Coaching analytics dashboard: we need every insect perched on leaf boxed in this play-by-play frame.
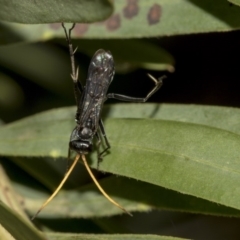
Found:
[66,29,164,169]
[32,23,165,220]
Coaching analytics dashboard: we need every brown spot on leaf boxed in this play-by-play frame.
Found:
[94,20,106,26]
[147,4,161,25]
[74,24,89,36]
[106,14,121,31]
[49,23,61,30]
[123,0,139,19]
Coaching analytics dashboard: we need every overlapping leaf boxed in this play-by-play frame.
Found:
[21,175,240,218]
[0,166,46,240]
[0,0,113,23]
[0,104,240,216]
[228,0,240,7]
[1,0,240,41]
[46,233,187,240]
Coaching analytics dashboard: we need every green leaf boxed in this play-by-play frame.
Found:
[100,119,240,210]
[0,165,30,220]
[0,104,240,157]
[46,233,187,240]
[0,43,78,97]
[0,0,113,24]
[22,176,240,218]
[0,201,46,240]
[1,0,240,40]
[228,0,240,7]
[1,104,240,215]
[10,157,74,191]
[0,107,72,157]
[0,165,42,240]
[102,103,240,135]
[0,73,24,110]
[10,156,93,191]
[0,228,14,240]
[0,40,173,80]
[70,39,175,72]
[0,165,46,240]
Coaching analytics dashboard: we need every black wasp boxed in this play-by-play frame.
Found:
[62,24,164,168]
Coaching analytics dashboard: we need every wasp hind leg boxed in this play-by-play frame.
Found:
[107,74,165,102]
[95,119,111,170]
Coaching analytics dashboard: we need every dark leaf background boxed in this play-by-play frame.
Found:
[1,1,240,240]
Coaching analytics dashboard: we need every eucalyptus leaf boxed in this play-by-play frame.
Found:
[0,104,240,157]
[46,233,186,240]
[0,198,46,240]
[228,0,240,7]
[0,165,30,221]
[99,119,240,211]
[0,0,113,23]
[0,165,30,240]
[102,103,240,134]
[1,0,240,41]
[22,176,240,218]
[69,39,175,72]
[9,156,94,191]
[0,43,77,97]
[0,39,173,84]
[0,227,14,240]
[0,104,240,214]
[0,165,46,239]
[0,73,24,110]
[9,157,74,191]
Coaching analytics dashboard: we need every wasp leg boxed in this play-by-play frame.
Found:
[107,74,165,102]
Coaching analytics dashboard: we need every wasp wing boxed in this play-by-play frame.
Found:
[76,49,115,134]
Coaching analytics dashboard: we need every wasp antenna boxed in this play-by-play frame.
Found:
[81,155,133,216]
[31,155,80,220]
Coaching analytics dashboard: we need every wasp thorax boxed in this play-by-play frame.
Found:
[79,127,92,139]
[89,49,114,75]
